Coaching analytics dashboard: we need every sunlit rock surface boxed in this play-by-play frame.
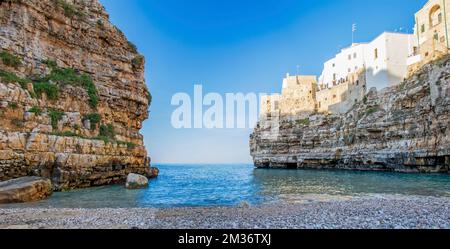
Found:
[0,0,157,190]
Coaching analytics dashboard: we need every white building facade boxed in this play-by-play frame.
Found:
[319,32,414,90]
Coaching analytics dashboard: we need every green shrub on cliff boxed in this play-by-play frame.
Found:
[131,55,144,68]
[117,140,136,150]
[49,109,64,130]
[365,107,382,116]
[83,113,101,130]
[296,118,310,126]
[36,67,99,108]
[8,102,18,109]
[42,59,57,69]
[0,51,21,68]
[28,106,42,115]
[33,82,59,100]
[145,88,152,106]
[128,41,138,53]
[0,69,30,89]
[95,124,116,143]
[80,74,99,108]
[55,0,85,19]
[97,19,105,30]
[99,124,115,138]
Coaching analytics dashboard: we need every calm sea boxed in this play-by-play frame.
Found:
[2,164,450,208]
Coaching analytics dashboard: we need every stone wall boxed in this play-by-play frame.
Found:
[408,0,450,76]
[279,75,317,117]
[316,69,366,114]
[260,94,280,118]
[0,0,156,190]
[250,56,450,173]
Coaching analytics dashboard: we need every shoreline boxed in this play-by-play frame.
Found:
[0,194,448,229]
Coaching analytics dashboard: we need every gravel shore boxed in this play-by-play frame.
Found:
[0,195,449,229]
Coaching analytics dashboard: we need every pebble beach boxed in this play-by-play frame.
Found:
[1,194,448,229]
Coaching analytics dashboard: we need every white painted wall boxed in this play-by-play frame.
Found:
[319,43,366,88]
[319,32,413,90]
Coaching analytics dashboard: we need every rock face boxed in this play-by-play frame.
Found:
[250,56,450,173]
[0,0,157,190]
[125,173,148,189]
[0,176,52,204]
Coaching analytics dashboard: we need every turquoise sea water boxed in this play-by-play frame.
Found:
[2,164,450,208]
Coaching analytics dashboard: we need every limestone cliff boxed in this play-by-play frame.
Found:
[250,56,450,173]
[0,0,157,190]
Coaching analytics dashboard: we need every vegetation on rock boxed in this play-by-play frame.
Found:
[365,106,382,116]
[117,140,136,149]
[48,109,64,130]
[98,124,115,142]
[42,59,57,69]
[0,69,30,89]
[28,106,42,115]
[83,113,101,130]
[0,51,21,68]
[131,55,144,68]
[11,118,24,128]
[36,65,99,108]
[33,82,59,100]
[296,118,311,126]
[8,102,18,109]
[54,0,85,19]
[145,88,152,105]
[128,41,138,53]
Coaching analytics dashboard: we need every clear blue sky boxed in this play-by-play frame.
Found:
[99,0,427,164]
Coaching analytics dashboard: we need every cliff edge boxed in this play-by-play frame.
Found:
[250,56,450,173]
[0,0,156,190]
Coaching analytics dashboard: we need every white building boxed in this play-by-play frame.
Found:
[319,32,414,90]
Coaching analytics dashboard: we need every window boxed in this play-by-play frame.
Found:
[374,48,378,59]
[348,54,352,60]
[430,6,442,27]
[333,73,336,81]
[434,32,439,40]
[353,53,357,58]
[421,24,425,33]
[274,101,279,110]
[348,68,351,73]
[332,63,335,67]
[333,94,337,99]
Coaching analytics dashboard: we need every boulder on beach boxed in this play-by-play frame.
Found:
[125,173,149,189]
[0,177,53,204]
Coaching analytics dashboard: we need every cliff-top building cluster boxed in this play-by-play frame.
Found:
[261,0,450,118]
